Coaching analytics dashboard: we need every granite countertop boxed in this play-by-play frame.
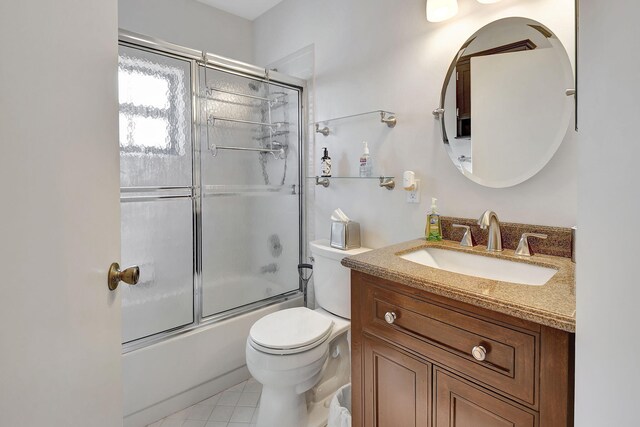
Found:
[342,239,576,332]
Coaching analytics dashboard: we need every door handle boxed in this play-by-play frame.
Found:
[108,262,140,291]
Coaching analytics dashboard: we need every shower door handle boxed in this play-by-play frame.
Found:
[107,262,140,291]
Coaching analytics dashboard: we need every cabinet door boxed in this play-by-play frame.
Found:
[363,336,431,427]
[434,368,536,427]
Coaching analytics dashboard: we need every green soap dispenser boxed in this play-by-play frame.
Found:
[426,197,442,241]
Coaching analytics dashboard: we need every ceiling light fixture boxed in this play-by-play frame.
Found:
[426,0,459,23]
[426,0,502,23]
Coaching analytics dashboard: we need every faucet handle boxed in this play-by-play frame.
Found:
[515,233,548,256]
[452,224,475,247]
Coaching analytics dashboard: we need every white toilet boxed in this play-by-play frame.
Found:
[246,239,370,427]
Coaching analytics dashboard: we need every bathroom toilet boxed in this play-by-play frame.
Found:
[246,239,370,427]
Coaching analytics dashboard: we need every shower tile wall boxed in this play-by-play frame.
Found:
[147,378,262,427]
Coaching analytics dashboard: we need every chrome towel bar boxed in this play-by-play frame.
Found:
[207,115,289,128]
[209,143,286,159]
[205,86,287,104]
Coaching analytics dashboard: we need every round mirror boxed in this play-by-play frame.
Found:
[436,17,574,188]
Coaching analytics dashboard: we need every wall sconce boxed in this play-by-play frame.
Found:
[427,0,501,22]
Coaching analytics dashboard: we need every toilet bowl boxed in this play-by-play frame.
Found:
[246,240,369,427]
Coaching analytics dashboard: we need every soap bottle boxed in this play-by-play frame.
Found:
[320,147,332,177]
[359,141,372,177]
[425,198,442,241]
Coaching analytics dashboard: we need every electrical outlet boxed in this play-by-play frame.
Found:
[406,179,420,203]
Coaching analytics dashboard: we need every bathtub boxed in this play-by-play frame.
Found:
[122,295,303,427]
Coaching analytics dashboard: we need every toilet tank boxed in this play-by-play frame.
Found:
[309,239,370,319]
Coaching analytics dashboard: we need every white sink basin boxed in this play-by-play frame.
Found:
[399,247,558,286]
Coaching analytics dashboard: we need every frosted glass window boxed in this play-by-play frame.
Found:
[118,46,192,187]
[119,114,170,150]
[118,70,170,109]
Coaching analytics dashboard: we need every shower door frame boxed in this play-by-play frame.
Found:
[119,30,307,353]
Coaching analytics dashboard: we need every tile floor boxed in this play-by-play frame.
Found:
[146,378,262,427]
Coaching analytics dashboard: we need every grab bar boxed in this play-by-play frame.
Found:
[208,115,289,129]
[209,143,286,159]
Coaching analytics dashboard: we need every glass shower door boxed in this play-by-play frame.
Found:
[199,66,301,317]
[118,45,195,344]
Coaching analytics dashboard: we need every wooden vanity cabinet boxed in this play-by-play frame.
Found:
[351,271,574,427]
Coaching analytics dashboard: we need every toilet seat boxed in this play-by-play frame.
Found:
[249,307,335,355]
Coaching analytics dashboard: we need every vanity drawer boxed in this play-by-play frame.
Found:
[362,283,538,405]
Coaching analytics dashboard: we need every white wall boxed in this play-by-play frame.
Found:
[254,0,577,249]
[119,0,253,62]
[575,1,640,425]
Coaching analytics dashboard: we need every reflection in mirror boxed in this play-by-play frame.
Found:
[437,17,574,188]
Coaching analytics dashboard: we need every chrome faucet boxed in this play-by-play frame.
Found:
[478,210,502,252]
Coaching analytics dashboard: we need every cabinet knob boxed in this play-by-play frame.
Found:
[384,311,397,324]
[471,345,487,361]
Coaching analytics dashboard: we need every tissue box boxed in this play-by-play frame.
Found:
[330,221,361,250]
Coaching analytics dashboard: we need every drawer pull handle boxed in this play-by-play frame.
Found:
[471,345,487,361]
[384,311,397,324]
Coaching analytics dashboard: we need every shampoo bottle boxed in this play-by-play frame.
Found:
[320,147,332,177]
[359,141,372,177]
[426,198,442,241]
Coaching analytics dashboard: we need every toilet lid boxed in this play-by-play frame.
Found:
[249,307,334,354]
